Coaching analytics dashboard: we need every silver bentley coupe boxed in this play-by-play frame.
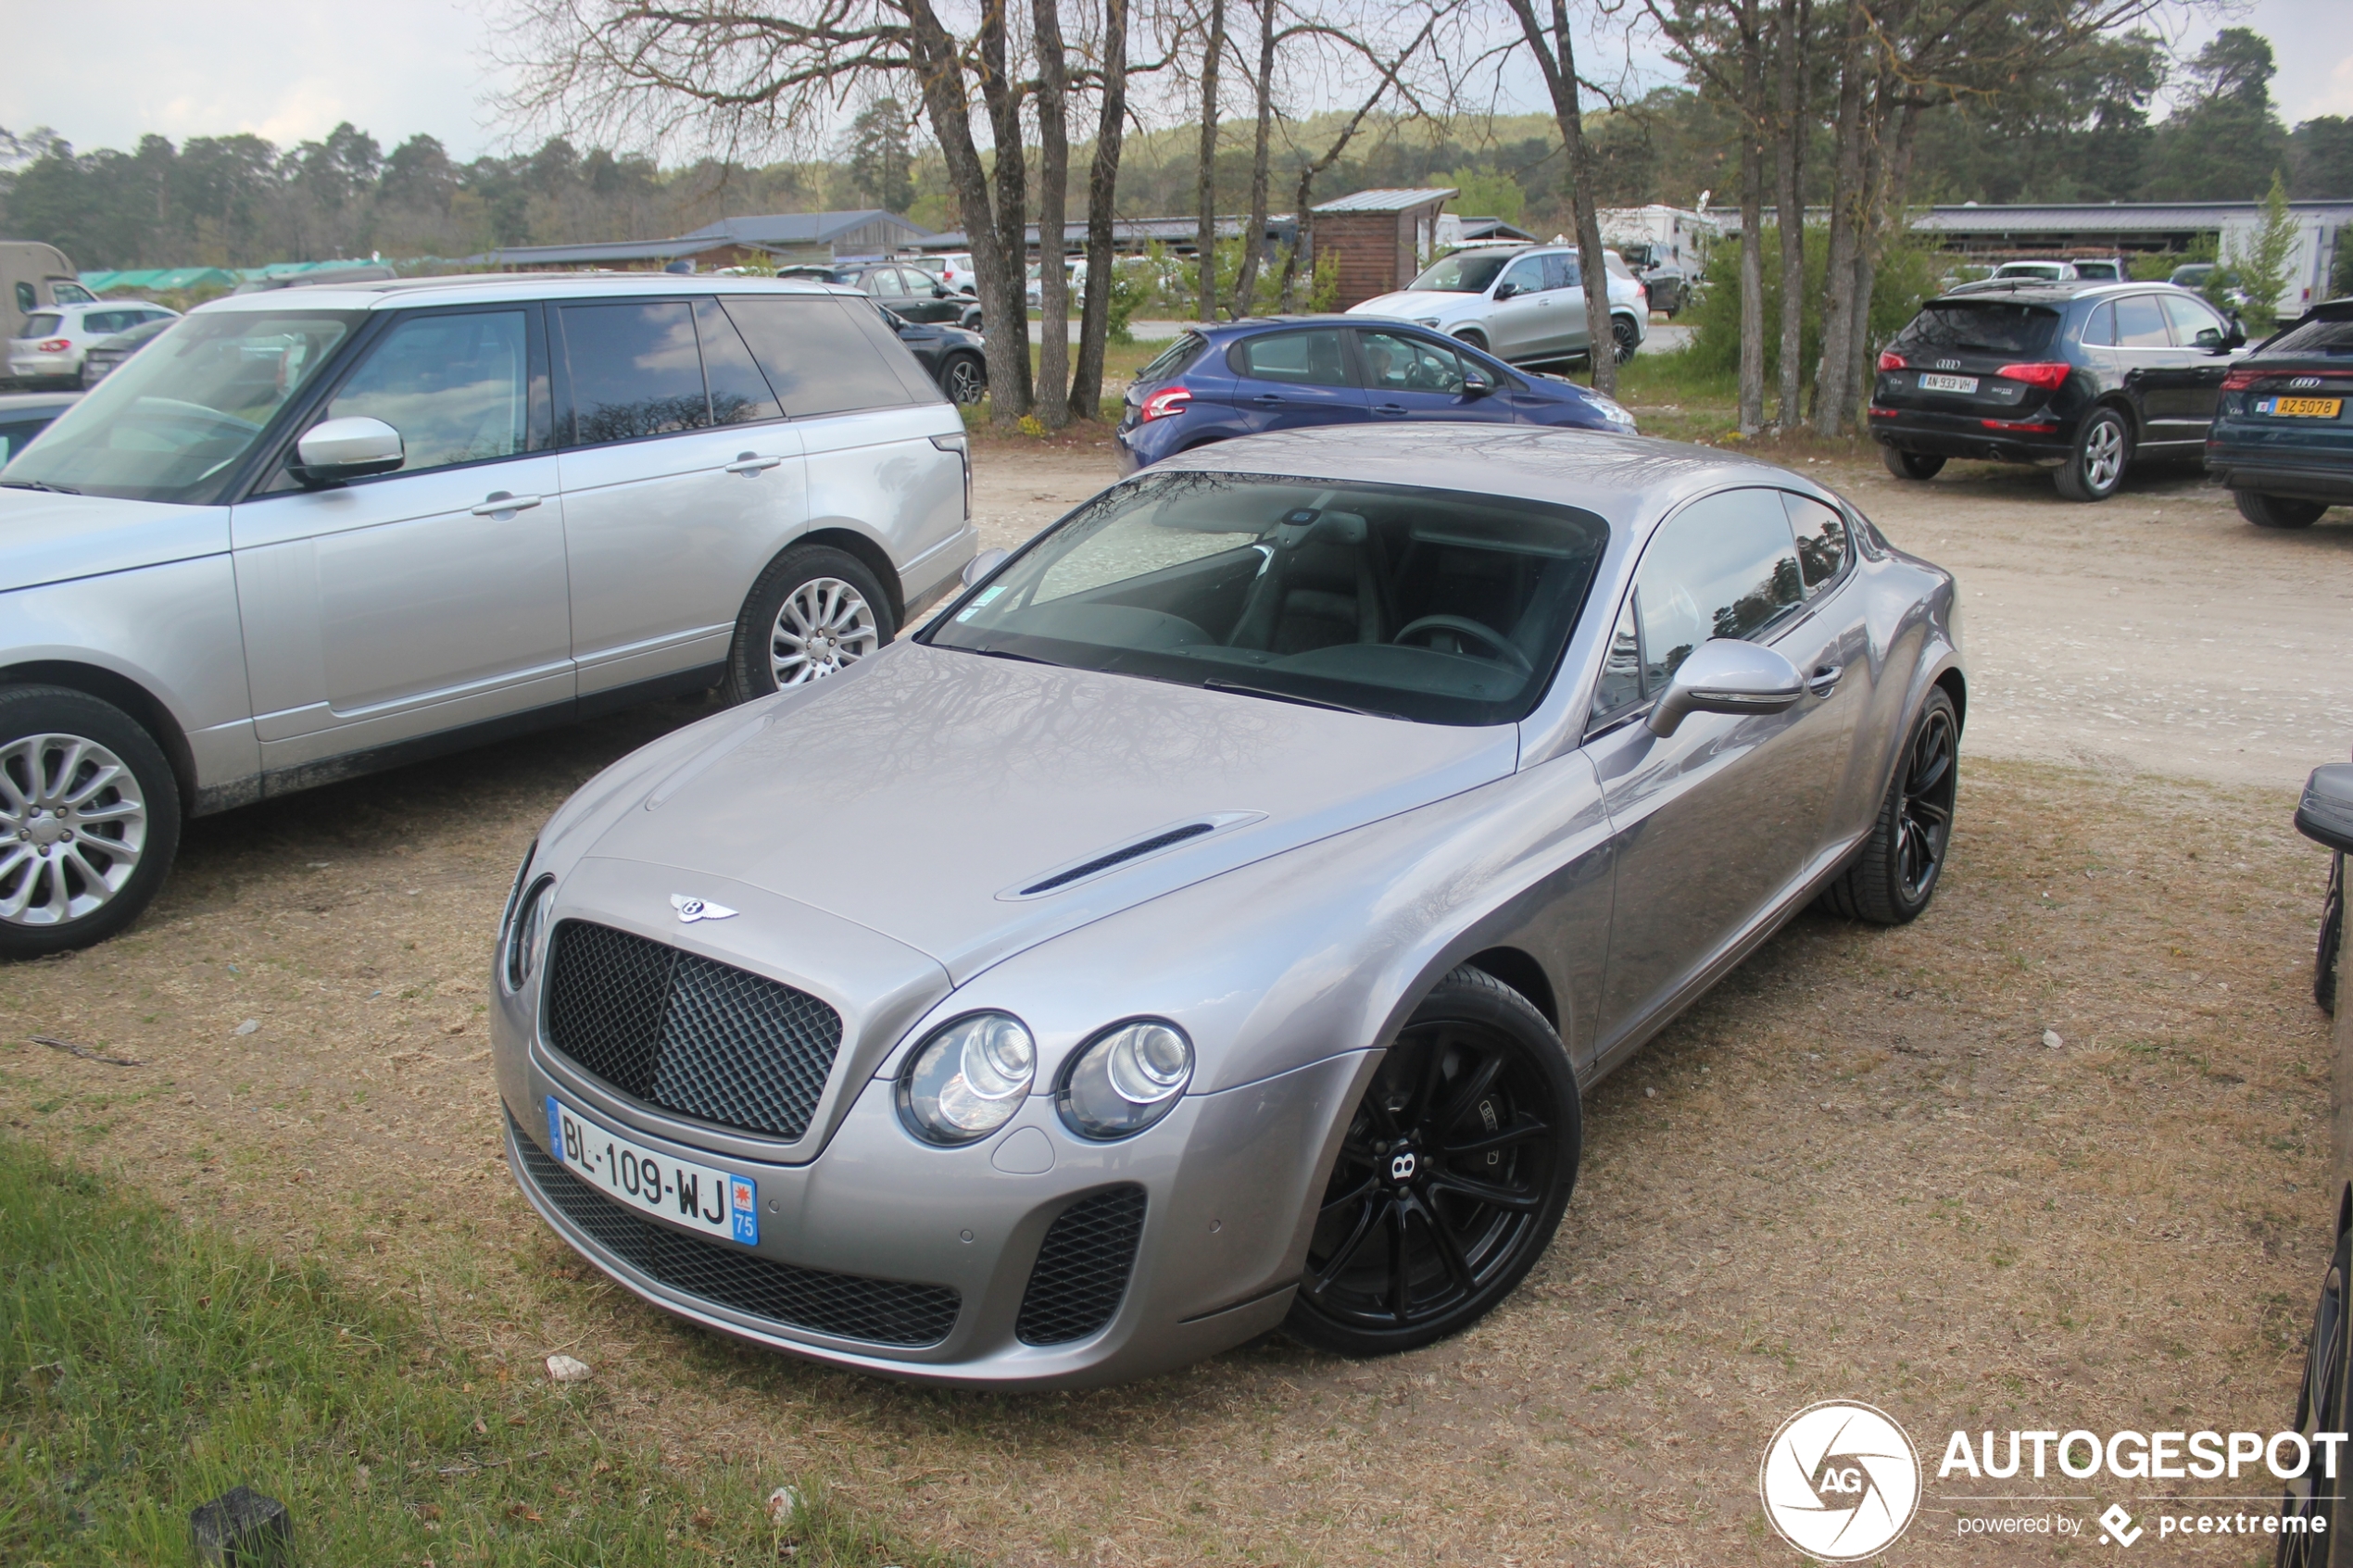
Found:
[492,425,1964,1387]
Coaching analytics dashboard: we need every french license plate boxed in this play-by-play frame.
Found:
[1917,372,1979,394]
[544,1095,758,1245]
[2257,395,2343,418]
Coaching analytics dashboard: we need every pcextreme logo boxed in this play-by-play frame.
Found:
[1758,1400,1923,1562]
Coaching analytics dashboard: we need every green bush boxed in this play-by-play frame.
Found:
[1687,227,1940,398]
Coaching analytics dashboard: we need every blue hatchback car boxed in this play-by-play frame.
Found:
[1115,315,1636,472]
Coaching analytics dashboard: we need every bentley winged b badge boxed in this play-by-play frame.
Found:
[671,895,738,923]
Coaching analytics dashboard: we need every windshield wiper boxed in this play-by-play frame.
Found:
[1201,678,1402,720]
[0,479,80,495]
[950,645,1050,665]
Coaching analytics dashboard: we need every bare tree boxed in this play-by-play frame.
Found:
[1504,0,1628,398]
[1227,0,1280,317]
[1070,0,1132,419]
[1193,0,1230,320]
[1771,0,1808,430]
[1033,0,1074,426]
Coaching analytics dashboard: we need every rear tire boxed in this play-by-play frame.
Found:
[1881,446,1946,482]
[0,684,182,959]
[721,546,897,704]
[2238,490,2327,529]
[1611,315,1641,364]
[1822,687,1958,926]
[1452,329,1490,354]
[941,353,987,406]
[2053,407,2130,502]
[2321,853,2342,1017]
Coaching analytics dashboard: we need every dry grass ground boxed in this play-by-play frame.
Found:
[2,444,2346,1565]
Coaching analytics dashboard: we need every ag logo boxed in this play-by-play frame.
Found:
[1759,1399,1921,1561]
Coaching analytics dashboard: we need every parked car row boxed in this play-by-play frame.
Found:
[1349,243,1651,369]
[6,299,181,387]
[778,262,986,333]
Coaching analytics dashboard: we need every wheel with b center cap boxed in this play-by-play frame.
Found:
[1822,686,1958,925]
[722,546,898,703]
[1286,965,1580,1357]
[0,684,182,958]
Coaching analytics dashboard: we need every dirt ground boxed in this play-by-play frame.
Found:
[3,444,2347,1565]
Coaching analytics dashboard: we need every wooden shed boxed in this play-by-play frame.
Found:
[1309,188,1457,308]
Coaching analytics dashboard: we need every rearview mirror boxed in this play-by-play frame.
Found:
[961,547,1010,588]
[2297,763,2353,855]
[1647,638,1806,737]
[288,416,403,487]
[934,285,951,298]
[1460,369,1494,396]
[1493,282,1519,301]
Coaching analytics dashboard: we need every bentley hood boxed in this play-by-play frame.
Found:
[582,642,1517,983]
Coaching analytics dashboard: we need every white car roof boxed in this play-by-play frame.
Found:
[190,272,858,315]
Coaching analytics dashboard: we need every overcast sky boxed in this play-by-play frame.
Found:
[1,0,2348,165]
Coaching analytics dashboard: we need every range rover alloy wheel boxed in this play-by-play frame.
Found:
[0,685,182,957]
[723,546,898,702]
[1287,966,1580,1357]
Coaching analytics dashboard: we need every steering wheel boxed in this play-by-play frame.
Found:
[1392,615,1531,674]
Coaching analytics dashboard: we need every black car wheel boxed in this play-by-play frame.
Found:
[1881,446,1946,482]
[941,354,987,406]
[2278,1183,2353,1562]
[1452,329,1490,354]
[2054,406,2131,502]
[961,307,985,332]
[1611,315,1641,364]
[1286,965,1580,1358]
[0,684,182,959]
[2238,491,2328,529]
[2321,852,2342,1017]
[1822,687,1958,926]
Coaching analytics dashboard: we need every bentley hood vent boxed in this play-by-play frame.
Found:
[1003,812,1264,900]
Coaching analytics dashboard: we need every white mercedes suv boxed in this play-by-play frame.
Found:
[1348,245,1649,369]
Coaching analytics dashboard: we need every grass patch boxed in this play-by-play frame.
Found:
[0,1135,958,1567]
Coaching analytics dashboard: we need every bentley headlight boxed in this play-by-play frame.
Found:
[505,875,554,991]
[900,1012,1036,1144]
[1059,1021,1193,1139]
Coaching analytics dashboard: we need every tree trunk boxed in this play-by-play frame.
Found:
[978,0,1033,420]
[1032,0,1072,427]
[1773,0,1809,430]
[907,0,1028,424]
[1842,91,1919,434]
[1070,0,1129,420]
[1228,0,1277,318]
[1808,3,1869,434]
[1505,0,1618,396]
[1736,0,1766,433]
[1194,0,1227,321]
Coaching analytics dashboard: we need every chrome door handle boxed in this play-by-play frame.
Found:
[725,454,785,475]
[1806,663,1844,697]
[470,492,542,515]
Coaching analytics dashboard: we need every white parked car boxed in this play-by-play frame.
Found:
[1349,245,1648,368]
[929,252,980,295]
[7,300,181,387]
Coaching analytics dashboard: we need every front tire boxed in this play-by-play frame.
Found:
[0,685,182,959]
[1822,686,1958,925]
[1285,966,1580,1358]
[721,546,896,704]
[2053,407,2130,502]
[1452,329,1489,354]
[1611,315,1641,364]
[941,353,987,406]
[2238,491,2327,529]
[1881,445,1946,482]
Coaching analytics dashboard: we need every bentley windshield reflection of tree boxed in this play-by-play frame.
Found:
[922,472,1610,726]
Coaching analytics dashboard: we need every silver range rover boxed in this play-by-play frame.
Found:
[0,275,975,955]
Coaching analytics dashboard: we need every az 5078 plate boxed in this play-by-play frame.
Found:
[544,1095,758,1246]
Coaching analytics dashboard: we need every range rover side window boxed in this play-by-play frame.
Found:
[723,295,913,417]
[559,300,710,445]
[692,299,782,426]
[1632,488,1805,690]
[327,309,529,473]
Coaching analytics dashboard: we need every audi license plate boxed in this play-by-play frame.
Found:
[2256,395,2343,418]
[544,1095,758,1245]
[1917,372,1979,394]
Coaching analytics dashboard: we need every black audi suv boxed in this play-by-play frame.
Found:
[2205,297,2353,529]
[1869,280,2246,502]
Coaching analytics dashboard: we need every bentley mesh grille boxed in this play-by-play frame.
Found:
[1015,1185,1148,1346]
[543,920,841,1140]
[511,1114,960,1347]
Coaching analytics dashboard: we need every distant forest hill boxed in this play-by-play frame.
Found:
[6,37,2352,272]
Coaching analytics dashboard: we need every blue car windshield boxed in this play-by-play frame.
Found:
[922,471,1609,726]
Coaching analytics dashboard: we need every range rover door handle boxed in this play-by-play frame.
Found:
[1806,662,1844,697]
[470,491,543,516]
[725,454,785,475]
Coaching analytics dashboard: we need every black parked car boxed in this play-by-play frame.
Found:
[1870,281,2246,502]
[781,262,985,332]
[875,307,988,405]
[2205,297,2353,529]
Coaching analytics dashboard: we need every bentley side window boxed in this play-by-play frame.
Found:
[1632,488,1806,689]
[1589,596,1644,724]
[1782,493,1850,595]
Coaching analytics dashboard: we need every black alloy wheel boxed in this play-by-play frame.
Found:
[1287,966,1579,1357]
[942,354,987,406]
[1823,687,1959,925]
[1452,329,1490,354]
[2320,852,2342,1016]
[2278,1184,2353,1565]
[2239,491,2328,529]
[1881,445,1946,482]
[1611,315,1641,364]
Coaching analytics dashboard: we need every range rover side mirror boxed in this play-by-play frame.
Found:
[962,547,1010,588]
[1647,638,1806,737]
[2297,763,2353,855]
[288,416,404,487]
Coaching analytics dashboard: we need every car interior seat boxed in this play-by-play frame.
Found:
[1227,508,1390,654]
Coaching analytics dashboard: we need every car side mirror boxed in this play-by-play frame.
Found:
[2224,322,2246,350]
[961,547,1010,588]
[2297,763,2353,855]
[1493,282,1519,301]
[934,285,951,298]
[1460,369,1494,396]
[288,416,403,486]
[1647,638,1806,737]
